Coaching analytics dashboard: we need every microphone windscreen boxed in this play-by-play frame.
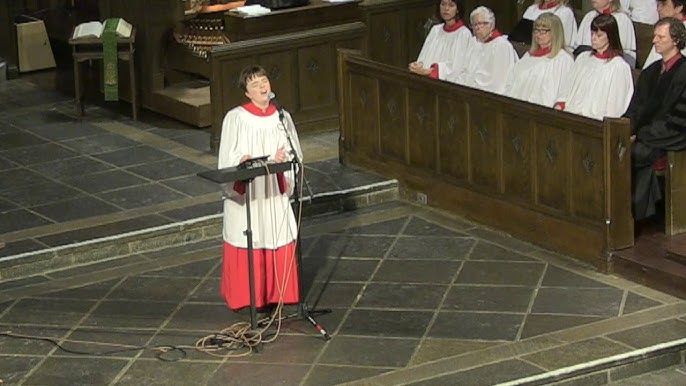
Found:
[268,92,276,100]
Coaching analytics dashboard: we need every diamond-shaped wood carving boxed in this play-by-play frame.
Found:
[582,152,595,174]
[545,140,557,163]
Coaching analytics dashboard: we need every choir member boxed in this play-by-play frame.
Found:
[513,0,578,49]
[218,65,302,311]
[447,6,519,95]
[621,0,659,24]
[409,0,471,80]
[554,14,634,120]
[624,18,686,221]
[506,13,574,107]
[642,0,686,69]
[574,0,637,67]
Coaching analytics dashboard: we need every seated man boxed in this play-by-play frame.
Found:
[643,0,686,69]
[447,6,519,95]
[624,17,686,221]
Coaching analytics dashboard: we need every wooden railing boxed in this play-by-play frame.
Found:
[337,50,634,267]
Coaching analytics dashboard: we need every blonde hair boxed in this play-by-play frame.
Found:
[529,13,569,58]
[607,0,621,12]
[534,0,569,6]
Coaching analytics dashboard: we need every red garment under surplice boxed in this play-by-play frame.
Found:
[220,241,300,310]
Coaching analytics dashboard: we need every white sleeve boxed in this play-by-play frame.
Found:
[604,61,635,118]
[476,40,518,94]
[558,7,578,49]
[416,26,439,66]
[217,110,245,169]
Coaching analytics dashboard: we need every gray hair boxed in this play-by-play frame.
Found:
[470,6,496,26]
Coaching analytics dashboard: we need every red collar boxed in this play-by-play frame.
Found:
[663,53,683,73]
[592,50,619,59]
[443,19,465,32]
[682,15,686,22]
[598,8,612,15]
[242,101,277,116]
[484,29,503,43]
[539,1,559,10]
[531,46,552,57]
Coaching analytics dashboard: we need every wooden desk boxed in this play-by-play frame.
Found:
[69,27,137,120]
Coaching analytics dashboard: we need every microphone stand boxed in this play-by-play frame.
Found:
[277,108,332,340]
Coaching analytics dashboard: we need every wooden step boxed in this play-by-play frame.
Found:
[151,81,211,127]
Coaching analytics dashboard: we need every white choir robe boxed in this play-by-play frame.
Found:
[574,10,637,68]
[505,50,574,107]
[218,105,302,250]
[416,23,472,80]
[642,19,686,69]
[447,35,519,95]
[555,51,634,120]
[620,0,659,24]
[522,4,578,49]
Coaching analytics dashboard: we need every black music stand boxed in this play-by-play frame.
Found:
[198,159,292,336]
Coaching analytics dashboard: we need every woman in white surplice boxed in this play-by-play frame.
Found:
[554,14,634,120]
[408,0,472,80]
[217,65,302,311]
[506,13,574,107]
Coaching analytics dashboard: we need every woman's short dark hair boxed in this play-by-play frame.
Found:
[238,65,268,92]
[656,17,686,50]
[591,14,623,57]
[434,0,465,23]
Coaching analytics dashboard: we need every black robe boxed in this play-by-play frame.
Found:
[623,56,686,220]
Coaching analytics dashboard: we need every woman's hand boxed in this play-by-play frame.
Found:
[239,155,251,163]
[274,147,287,163]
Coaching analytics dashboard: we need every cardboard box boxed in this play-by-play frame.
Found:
[15,16,56,72]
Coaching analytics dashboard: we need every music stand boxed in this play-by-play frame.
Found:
[198,159,292,336]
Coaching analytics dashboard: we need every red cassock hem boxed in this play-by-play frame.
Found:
[220,241,300,310]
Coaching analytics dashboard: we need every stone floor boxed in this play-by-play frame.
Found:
[1,75,686,385]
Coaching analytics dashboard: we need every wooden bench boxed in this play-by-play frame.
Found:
[337,50,634,268]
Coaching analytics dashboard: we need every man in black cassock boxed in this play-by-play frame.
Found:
[624,17,686,222]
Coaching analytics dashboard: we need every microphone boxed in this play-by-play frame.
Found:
[268,92,284,119]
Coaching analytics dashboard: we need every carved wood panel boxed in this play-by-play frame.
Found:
[406,5,436,63]
[379,79,407,162]
[570,133,604,221]
[469,99,499,192]
[349,73,379,156]
[501,111,532,202]
[438,96,469,181]
[259,51,297,113]
[367,11,405,67]
[408,88,437,170]
[297,44,334,111]
[535,124,569,213]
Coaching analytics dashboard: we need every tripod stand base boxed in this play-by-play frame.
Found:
[262,303,332,340]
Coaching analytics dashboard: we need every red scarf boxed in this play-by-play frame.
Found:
[592,50,619,59]
[539,1,559,10]
[484,29,503,43]
[443,19,465,32]
[242,101,277,116]
[531,46,552,57]
[599,8,612,15]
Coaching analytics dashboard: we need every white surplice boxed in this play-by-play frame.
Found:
[620,0,659,24]
[447,35,519,95]
[218,105,303,249]
[505,50,574,107]
[522,4,579,49]
[416,23,473,80]
[574,10,637,68]
[555,51,634,120]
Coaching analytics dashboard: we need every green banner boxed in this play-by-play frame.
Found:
[102,18,119,101]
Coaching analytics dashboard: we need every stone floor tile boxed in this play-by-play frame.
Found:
[159,201,222,221]
[607,319,686,349]
[0,142,77,166]
[207,362,309,386]
[97,183,188,209]
[611,364,686,385]
[306,282,363,309]
[81,300,177,329]
[519,314,606,339]
[303,364,393,386]
[313,257,381,283]
[402,216,468,237]
[160,175,220,196]
[30,156,113,178]
[239,334,327,364]
[455,261,546,286]
[37,215,171,246]
[622,292,663,315]
[36,279,122,300]
[338,309,433,338]
[126,158,210,181]
[61,133,139,155]
[0,326,71,355]
[428,311,525,341]
[442,286,535,313]
[309,234,397,258]
[407,359,543,386]
[372,259,462,284]
[0,168,53,191]
[0,298,96,326]
[61,169,149,194]
[343,217,408,235]
[31,195,121,222]
[531,287,623,317]
[410,339,499,366]
[0,275,49,291]
[388,236,475,260]
[53,327,155,358]
[467,240,537,262]
[164,303,243,331]
[0,355,43,385]
[356,283,447,310]
[0,132,48,150]
[6,181,82,208]
[144,258,218,278]
[26,121,104,141]
[106,276,202,302]
[92,145,175,167]
[0,238,48,258]
[319,336,419,367]
[521,337,631,370]
[466,228,540,253]
[115,359,220,386]
[541,266,615,288]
